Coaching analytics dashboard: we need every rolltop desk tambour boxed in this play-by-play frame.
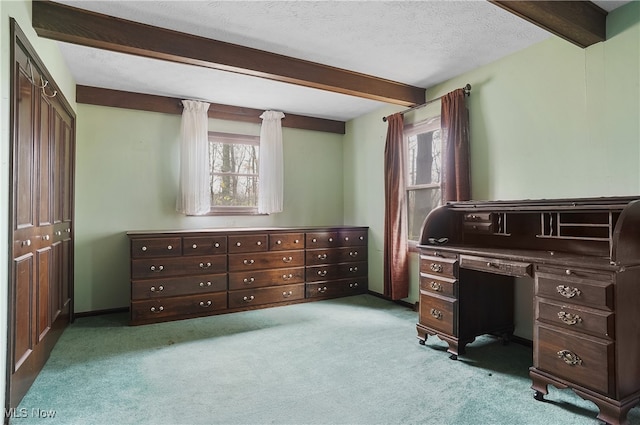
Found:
[416,197,640,425]
[127,226,368,325]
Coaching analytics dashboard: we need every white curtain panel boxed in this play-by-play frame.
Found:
[258,111,285,214]
[176,100,211,215]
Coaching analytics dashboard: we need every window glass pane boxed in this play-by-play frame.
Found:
[209,135,259,210]
[407,187,441,241]
[407,129,441,186]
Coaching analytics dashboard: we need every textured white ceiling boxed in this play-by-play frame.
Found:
[53,0,630,121]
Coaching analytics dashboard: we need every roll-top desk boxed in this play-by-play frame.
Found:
[416,197,640,425]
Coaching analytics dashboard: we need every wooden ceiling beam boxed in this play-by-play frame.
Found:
[490,1,607,48]
[76,85,346,135]
[33,1,424,107]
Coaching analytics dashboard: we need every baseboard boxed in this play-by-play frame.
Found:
[74,307,129,318]
[367,290,418,311]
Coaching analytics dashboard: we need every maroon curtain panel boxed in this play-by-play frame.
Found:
[383,113,409,300]
[441,89,471,202]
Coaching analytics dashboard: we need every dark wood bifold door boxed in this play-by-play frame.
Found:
[7,20,75,410]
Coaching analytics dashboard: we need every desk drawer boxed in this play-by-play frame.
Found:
[536,324,614,396]
[419,293,456,335]
[536,268,614,310]
[536,299,614,339]
[420,255,457,278]
[419,273,457,297]
[460,255,532,277]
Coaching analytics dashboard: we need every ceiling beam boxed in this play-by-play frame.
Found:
[76,85,346,135]
[33,1,425,107]
[489,1,607,48]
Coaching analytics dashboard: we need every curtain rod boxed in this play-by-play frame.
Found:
[382,83,471,122]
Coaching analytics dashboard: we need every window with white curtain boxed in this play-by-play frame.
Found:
[208,131,260,215]
[405,117,442,241]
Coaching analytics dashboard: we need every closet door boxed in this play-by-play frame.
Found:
[8,21,75,409]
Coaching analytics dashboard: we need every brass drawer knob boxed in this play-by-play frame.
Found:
[199,300,212,308]
[150,306,164,313]
[243,295,255,302]
[349,283,358,288]
[243,277,255,284]
[349,251,358,257]
[557,349,582,366]
[429,308,442,320]
[556,285,581,299]
[199,281,212,287]
[282,274,293,281]
[192,244,198,249]
[256,241,262,246]
[167,245,172,250]
[430,263,443,273]
[141,246,147,251]
[199,262,212,269]
[276,240,282,245]
[318,253,327,260]
[214,242,220,248]
[558,311,582,325]
[150,265,164,272]
[318,286,328,294]
[349,266,358,273]
[282,291,293,298]
[282,256,293,263]
[430,281,442,291]
[243,259,255,265]
[150,285,164,292]
[317,270,327,277]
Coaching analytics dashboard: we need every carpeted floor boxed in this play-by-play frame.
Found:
[14,295,640,424]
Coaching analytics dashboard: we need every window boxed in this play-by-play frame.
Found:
[405,117,442,241]
[209,131,260,214]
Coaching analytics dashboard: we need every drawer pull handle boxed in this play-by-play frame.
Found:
[359,236,364,240]
[150,306,164,313]
[199,262,212,269]
[243,277,255,284]
[557,349,583,366]
[150,285,164,292]
[236,242,242,247]
[276,240,282,245]
[192,244,198,249]
[312,238,317,243]
[429,263,443,273]
[350,283,358,288]
[42,234,50,241]
[430,281,442,291]
[486,262,500,268]
[214,242,220,248]
[430,308,443,320]
[565,269,572,275]
[329,237,334,242]
[318,253,328,260]
[167,245,173,250]
[318,286,328,294]
[243,295,255,302]
[55,230,62,236]
[199,281,212,287]
[141,246,147,251]
[282,274,293,281]
[349,266,358,272]
[294,239,300,244]
[350,251,358,257]
[22,239,32,247]
[317,270,327,277]
[344,236,350,241]
[556,285,581,299]
[282,291,293,298]
[199,301,212,308]
[150,265,164,272]
[558,311,582,325]
[282,256,293,263]
[256,241,262,246]
[243,259,255,265]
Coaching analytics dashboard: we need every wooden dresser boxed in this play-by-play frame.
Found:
[128,227,368,325]
[416,197,640,425]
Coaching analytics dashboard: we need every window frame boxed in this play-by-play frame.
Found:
[404,116,442,249]
[208,131,261,216]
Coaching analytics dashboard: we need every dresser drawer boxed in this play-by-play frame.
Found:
[420,273,457,297]
[183,236,227,256]
[306,246,367,266]
[131,255,226,279]
[228,234,268,253]
[306,261,367,282]
[306,278,368,299]
[131,237,181,258]
[131,274,227,300]
[420,254,458,279]
[131,292,228,322]
[306,231,339,249]
[269,233,304,251]
[536,299,614,339]
[228,266,304,290]
[419,293,456,335]
[535,268,614,310]
[536,324,614,395]
[228,283,304,309]
[228,251,304,272]
[337,229,367,246]
[460,255,532,277]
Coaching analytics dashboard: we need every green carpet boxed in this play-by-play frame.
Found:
[14,295,640,424]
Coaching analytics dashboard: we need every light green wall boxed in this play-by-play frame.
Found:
[1,0,78,410]
[344,1,640,339]
[74,104,344,312]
